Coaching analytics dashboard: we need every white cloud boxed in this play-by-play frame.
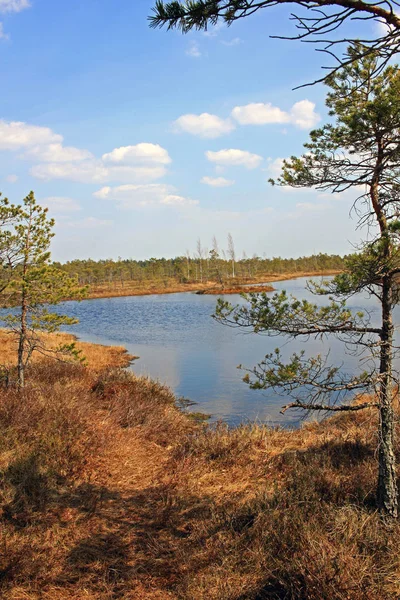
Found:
[201,176,234,187]
[0,117,173,187]
[30,161,103,183]
[206,148,262,170]
[186,41,201,57]
[0,0,30,13]
[102,143,171,165]
[173,112,234,139]
[0,119,171,185]
[94,183,198,209]
[232,102,289,126]
[375,18,397,35]
[289,100,320,130]
[0,0,29,39]
[5,174,17,183]
[0,120,62,150]
[266,157,285,178]
[231,99,320,130]
[221,37,242,46]
[31,161,167,184]
[42,196,81,214]
[24,143,93,163]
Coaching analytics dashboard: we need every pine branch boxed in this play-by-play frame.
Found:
[280,400,379,413]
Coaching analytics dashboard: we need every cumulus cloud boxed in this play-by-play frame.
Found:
[94,183,198,209]
[174,99,319,140]
[42,196,81,214]
[0,119,172,185]
[173,113,234,139]
[232,103,289,126]
[0,0,30,13]
[206,148,262,169]
[0,120,62,150]
[31,161,167,184]
[201,176,234,187]
[102,143,171,165]
[231,99,320,130]
[5,174,17,183]
[24,143,93,163]
[289,100,320,129]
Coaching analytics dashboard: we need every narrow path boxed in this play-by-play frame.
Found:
[57,428,180,599]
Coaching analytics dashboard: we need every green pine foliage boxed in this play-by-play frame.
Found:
[0,192,87,387]
[215,47,400,516]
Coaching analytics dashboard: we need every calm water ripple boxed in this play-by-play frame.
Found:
[54,276,399,427]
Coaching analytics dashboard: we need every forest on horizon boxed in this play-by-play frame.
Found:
[54,251,345,287]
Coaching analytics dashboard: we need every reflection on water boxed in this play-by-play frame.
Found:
[60,277,397,427]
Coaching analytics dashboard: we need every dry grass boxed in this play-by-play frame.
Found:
[85,270,341,301]
[197,284,275,295]
[0,328,133,372]
[0,329,399,599]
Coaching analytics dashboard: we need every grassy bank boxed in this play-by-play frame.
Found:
[83,270,340,301]
[196,284,275,295]
[1,330,399,599]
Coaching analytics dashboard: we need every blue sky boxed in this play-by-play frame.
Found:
[0,0,379,261]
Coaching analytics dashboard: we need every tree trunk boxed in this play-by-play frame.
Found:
[377,274,398,517]
[17,287,27,390]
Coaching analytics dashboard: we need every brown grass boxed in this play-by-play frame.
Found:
[0,329,399,599]
[84,270,341,300]
[0,328,134,372]
[198,284,275,295]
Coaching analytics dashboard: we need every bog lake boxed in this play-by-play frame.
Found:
[58,276,399,427]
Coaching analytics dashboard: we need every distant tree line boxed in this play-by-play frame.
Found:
[54,235,346,289]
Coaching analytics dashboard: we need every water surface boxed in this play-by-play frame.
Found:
[60,276,393,427]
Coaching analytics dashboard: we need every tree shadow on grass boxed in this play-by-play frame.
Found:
[0,436,388,599]
[59,482,212,596]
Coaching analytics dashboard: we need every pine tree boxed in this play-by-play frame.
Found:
[0,193,25,295]
[2,192,86,388]
[215,47,400,517]
[149,1,400,81]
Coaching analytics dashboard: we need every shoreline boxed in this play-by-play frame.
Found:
[81,269,341,302]
[0,328,392,599]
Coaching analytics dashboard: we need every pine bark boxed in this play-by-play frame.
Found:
[17,290,27,389]
[377,274,398,517]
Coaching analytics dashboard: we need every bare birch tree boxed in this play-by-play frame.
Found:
[227,233,236,278]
